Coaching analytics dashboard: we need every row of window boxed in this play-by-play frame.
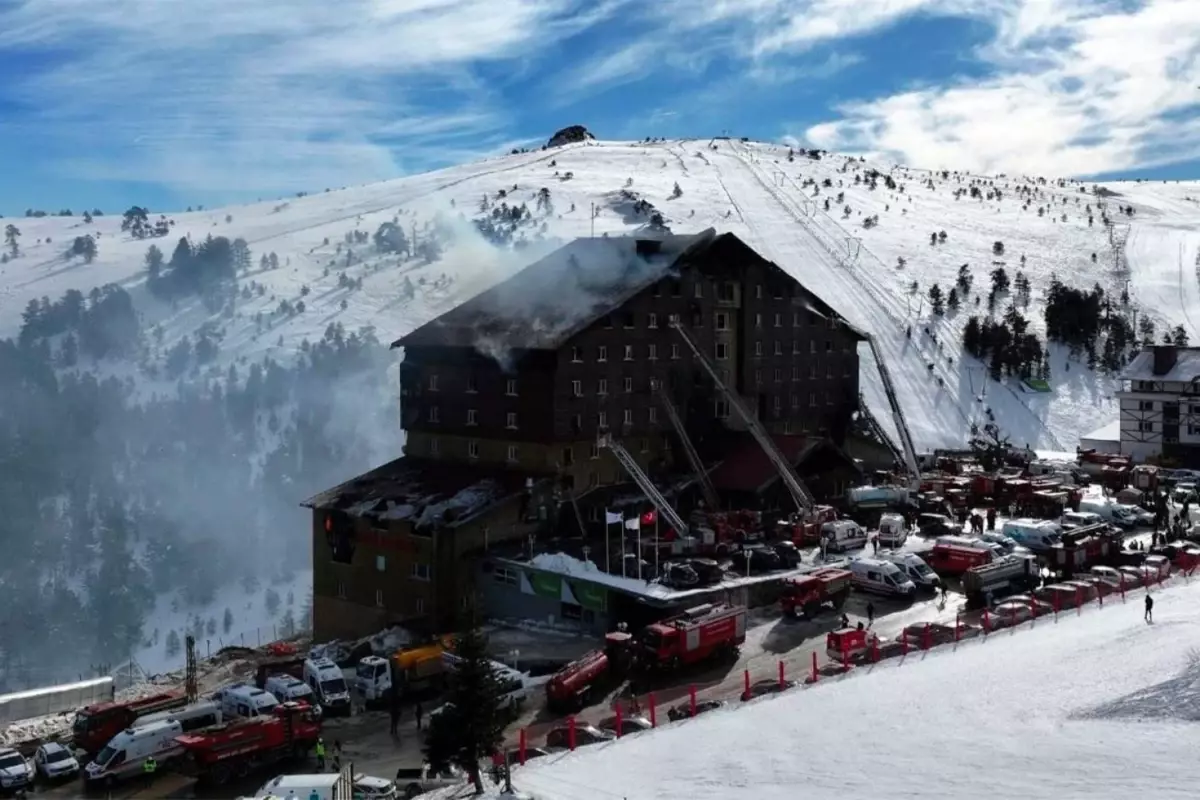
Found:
[426,375,518,395]
[370,555,432,580]
[649,277,794,302]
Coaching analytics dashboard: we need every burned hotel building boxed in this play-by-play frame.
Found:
[305,228,866,640]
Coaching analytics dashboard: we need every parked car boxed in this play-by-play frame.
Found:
[0,748,33,794]
[667,699,725,721]
[741,678,797,702]
[393,766,465,800]
[1118,565,1159,586]
[33,743,79,782]
[917,513,957,538]
[1142,555,1171,580]
[354,773,399,800]
[544,724,614,749]
[598,715,653,736]
[507,746,555,765]
[979,532,1020,554]
[992,601,1034,627]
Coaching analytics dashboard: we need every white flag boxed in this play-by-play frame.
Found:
[605,510,622,525]
[625,517,641,531]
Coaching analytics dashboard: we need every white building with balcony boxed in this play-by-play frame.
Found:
[1116,345,1200,463]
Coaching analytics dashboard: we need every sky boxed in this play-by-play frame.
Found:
[0,0,1198,215]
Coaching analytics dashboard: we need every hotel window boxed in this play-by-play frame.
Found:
[506,378,517,396]
[571,346,582,362]
[649,407,658,423]
[755,313,762,328]
[411,563,432,581]
[376,555,386,572]
[773,396,782,417]
[671,344,680,359]
[716,343,729,360]
[792,366,799,381]
[810,340,817,354]
[774,341,782,356]
[718,282,735,302]
[755,341,763,356]
[623,408,633,426]
[694,282,703,298]
[466,374,477,393]
[774,313,782,327]
[649,313,658,328]
[429,437,440,455]
[428,373,439,391]
[809,364,817,379]
[791,394,799,409]
[648,344,657,360]
[716,312,729,331]
[755,285,763,299]
[428,405,440,423]
[774,368,782,382]
[467,409,478,426]
[506,444,519,462]
[826,364,834,379]
[624,345,634,361]
[793,312,800,326]
[809,392,817,407]
[467,440,479,459]
[572,380,583,397]
[598,378,608,395]
[624,377,633,393]
[754,369,762,385]
[598,411,608,428]
[598,345,608,362]
[505,412,517,429]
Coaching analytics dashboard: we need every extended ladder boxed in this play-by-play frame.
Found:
[669,322,815,513]
[651,378,719,509]
[598,434,690,536]
[865,336,921,486]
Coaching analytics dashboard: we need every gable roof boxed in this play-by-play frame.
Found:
[709,434,860,494]
[393,230,715,351]
[391,229,867,352]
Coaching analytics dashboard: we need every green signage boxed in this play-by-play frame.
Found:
[527,570,562,599]
[571,581,608,612]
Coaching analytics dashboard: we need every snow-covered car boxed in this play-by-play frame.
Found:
[1116,504,1154,526]
[667,699,725,721]
[34,742,79,782]
[992,601,1034,627]
[393,765,465,799]
[353,773,398,799]
[506,746,555,766]
[1142,555,1171,580]
[544,724,614,749]
[1000,594,1053,617]
[741,678,797,702]
[1119,565,1159,586]
[979,532,1020,554]
[0,747,33,793]
[598,715,653,736]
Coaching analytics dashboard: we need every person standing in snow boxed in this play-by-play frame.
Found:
[1144,594,1154,622]
[866,602,875,626]
[414,702,424,730]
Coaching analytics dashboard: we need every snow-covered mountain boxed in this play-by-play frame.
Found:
[6,138,1198,452]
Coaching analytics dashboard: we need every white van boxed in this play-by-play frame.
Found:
[138,701,222,732]
[83,720,183,787]
[264,674,319,713]
[355,655,392,703]
[256,773,347,800]
[821,520,869,552]
[1061,511,1103,530]
[1000,519,1062,552]
[877,513,907,548]
[303,657,352,716]
[212,684,279,719]
[879,552,939,591]
[849,557,916,599]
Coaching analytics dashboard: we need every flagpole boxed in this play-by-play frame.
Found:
[637,518,643,581]
[654,513,660,579]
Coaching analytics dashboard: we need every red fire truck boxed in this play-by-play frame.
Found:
[544,632,633,713]
[71,691,188,756]
[173,701,320,786]
[638,603,746,671]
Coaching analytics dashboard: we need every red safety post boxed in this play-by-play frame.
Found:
[648,693,657,727]
[901,629,909,656]
[1076,586,1083,616]
[568,715,576,751]
[923,623,931,651]
[778,660,785,689]
[954,612,961,642]
[689,685,697,717]
[615,703,623,738]
[810,651,818,683]
[743,669,751,698]
[1053,591,1060,619]
[983,607,991,634]
[519,729,527,766]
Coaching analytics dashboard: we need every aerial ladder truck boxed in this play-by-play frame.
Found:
[668,321,818,518]
[649,377,719,510]
[864,336,922,491]
[597,433,690,540]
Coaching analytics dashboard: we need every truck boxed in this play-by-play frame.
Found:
[544,632,633,713]
[71,690,189,757]
[173,700,321,786]
[780,568,852,619]
[961,554,1038,608]
[637,603,746,672]
[355,636,455,705]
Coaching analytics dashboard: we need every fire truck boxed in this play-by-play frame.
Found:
[544,632,633,713]
[961,554,1038,608]
[173,700,320,786]
[637,603,746,672]
[71,691,188,756]
[780,568,852,619]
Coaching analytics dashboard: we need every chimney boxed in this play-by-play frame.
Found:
[1152,345,1178,376]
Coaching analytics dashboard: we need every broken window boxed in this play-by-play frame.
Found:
[622,312,635,328]
[715,342,728,360]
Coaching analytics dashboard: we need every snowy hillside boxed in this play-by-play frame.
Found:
[483,578,1200,800]
[5,138,1196,454]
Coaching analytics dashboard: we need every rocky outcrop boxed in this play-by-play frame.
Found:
[546,125,594,148]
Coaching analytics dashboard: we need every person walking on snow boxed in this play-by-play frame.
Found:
[1145,594,1154,623]
[866,602,875,626]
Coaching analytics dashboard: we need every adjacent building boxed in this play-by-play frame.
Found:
[306,228,867,641]
[1116,344,1200,464]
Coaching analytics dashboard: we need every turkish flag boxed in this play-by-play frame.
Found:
[641,510,657,526]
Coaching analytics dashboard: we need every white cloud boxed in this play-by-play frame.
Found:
[0,0,629,200]
[804,0,1200,176]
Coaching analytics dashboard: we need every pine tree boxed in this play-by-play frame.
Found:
[423,627,505,793]
[166,629,181,658]
[947,287,960,311]
[223,608,234,634]
[928,284,945,315]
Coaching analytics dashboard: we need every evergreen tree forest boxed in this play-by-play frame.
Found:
[0,245,394,688]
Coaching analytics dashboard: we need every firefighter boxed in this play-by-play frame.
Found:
[142,756,157,778]
[315,737,326,771]
[1144,594,1154,623]
[985,507,996,531]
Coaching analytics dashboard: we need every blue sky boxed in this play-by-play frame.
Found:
[0,0,1198,214]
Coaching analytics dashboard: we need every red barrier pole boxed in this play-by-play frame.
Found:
[778,660,785,689]
[568,716,576,751]
[901,630,908,655]
[519,729,527,766]
[1053,591,1060,619]
[955,612,961,642]
[1076,586,1083,616]
[615,703,623,738]
[649,693,657,728]
[743,669,750,698]
[983,607,991,634]
[923,623,931,651]
[810,651,818,683]
[689,685,696,717]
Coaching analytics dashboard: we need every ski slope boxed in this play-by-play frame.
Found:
[475,578,1200,800]
[4,138,1199,451]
